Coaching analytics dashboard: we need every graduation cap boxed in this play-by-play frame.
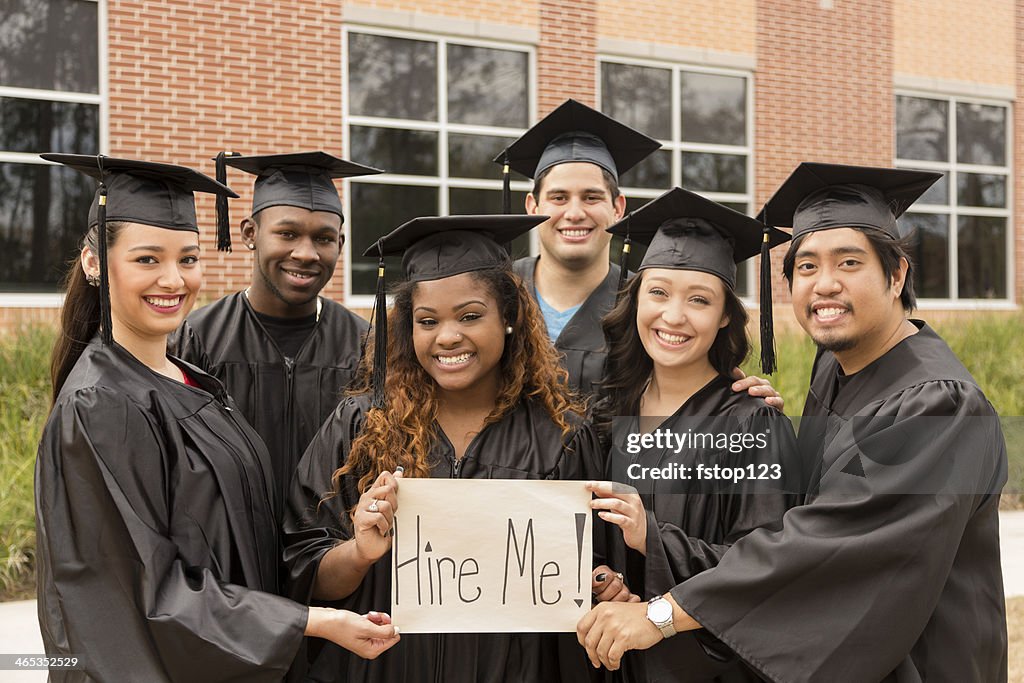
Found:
[492,99,661,212]
[40,153,237,345]
[361,214,547,409]
[757,162,942,239]
[213,151,383,251]
[608,187,790,374]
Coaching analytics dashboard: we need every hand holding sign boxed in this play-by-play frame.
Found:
[391,479,592,633]
[352,470,401,564]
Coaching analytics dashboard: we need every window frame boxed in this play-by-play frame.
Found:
[342,25,537,306]
[0,0,107,306]
[894,89,1015,309]
[596,54,756,300]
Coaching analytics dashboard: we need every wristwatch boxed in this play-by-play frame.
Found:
[646,595,677,639]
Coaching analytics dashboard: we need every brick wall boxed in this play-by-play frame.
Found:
[537,0,598,113]
[597,0,755,56]
[755,0,895,305]
[344,0,538,29]
[108,0,347,302]
[895,0,1014,86]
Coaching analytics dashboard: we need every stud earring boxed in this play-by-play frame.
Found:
[505,326,513,335]
[246,243,255,250]
[86,273,100,287]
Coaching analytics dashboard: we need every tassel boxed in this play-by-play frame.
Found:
[370,246,387,410]
[96,155,112,345]
[501,151,511,214]
[759,222,777,375]
[616,213,632,297]
[215,151,238,252]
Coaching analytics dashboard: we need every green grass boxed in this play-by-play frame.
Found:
[0,326,53,600]
[3,316,1024,600]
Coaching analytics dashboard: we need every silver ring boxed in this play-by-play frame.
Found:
[615,572,624,582]
[368,500,379,513]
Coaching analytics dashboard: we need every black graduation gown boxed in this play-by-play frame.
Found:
[168,291,369,496]
[669,322,1007,683]
[283,394,605,683]
[603,375,796,683]
[514,257,621,400]
[35,338,308,682]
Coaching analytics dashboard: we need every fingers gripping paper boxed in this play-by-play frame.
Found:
[391,479,592,633]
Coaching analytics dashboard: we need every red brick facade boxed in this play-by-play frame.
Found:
[756,0,895,303]
[1,0,1018,334]
[107,0,348,302]
[538,0,598,112]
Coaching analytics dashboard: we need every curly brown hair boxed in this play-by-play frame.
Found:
[335,267,583,494]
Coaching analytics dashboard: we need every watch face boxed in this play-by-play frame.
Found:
[648,599,673,623]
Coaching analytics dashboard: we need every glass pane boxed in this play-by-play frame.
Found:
[898,213,949,299]
[0,0,99,93]
[721,201,750,298]
[956,103,1006,166]
[349,183,438,295]
[913,170,948,205]
[895,96,948,162]
[618,149,671,190]
[680,72,746,145]
[348,33,437,121]
[957,215,1006,299]
[600,62,671,140]
[957,172,1006,208]
[449,133,525,180]
[682,152,746,193]
[0,97,99,154]
[350,125,437,176]
[447,44,528,128]
[0,162,95,291]
[449,188,531,259]
[609,196,654,272]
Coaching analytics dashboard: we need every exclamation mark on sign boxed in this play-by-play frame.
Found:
[574,512,586,607]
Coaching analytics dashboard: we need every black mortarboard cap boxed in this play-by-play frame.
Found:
[217,151,383,251]
[757,162,942,239]
[41,153,237,232]
[495,99,661,181]
[609,187,789,290]
[609,187,790,374]
[41,153,236,345]
[493,99,661,212]
[361,214,546,409]
[367,214,546,283]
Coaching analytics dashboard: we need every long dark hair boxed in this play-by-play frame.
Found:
[50,221,127,406]
[594,270,749,440]
[337,267,582,494]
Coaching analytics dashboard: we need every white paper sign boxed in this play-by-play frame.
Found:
[391,479,592,633]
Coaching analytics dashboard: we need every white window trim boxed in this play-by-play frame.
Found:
[0,0,108,307]
[596,54,755,300]
[342,25,536,307]
[895,90,1014,306]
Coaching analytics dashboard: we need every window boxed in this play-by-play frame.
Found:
[599,58,754,296]
[343,28,534,300]
[895,94,1012,302]
[0,0,103,297]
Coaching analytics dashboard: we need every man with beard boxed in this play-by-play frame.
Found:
[170,151,379,499]
[577,163,1007,682]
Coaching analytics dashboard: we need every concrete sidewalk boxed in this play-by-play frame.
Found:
[3,510,1022,680]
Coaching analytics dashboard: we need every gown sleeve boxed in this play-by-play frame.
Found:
[281,397,365,605]
[166,319,212,372]
[35,387,307,683]
[642,407,796,596]
[668,381,1006,683]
